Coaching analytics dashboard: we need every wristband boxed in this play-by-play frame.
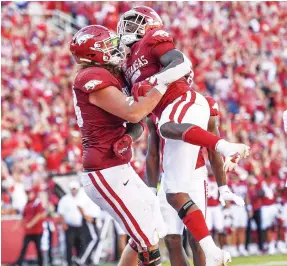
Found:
[151,75,168,95]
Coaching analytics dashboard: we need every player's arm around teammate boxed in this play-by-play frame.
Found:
[70,25,168,266]
[88,80,167,124]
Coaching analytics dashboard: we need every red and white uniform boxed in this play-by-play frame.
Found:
[261,177,280,230]
[157,97,217,234]
[229,179,248,228]
[74,67,166,248]
[206,176,224,232]
[123,28,210,195]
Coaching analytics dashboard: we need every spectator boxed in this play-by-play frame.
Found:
[245,175,264,253]
[76,187,101,266]
[57,181,85,266]
[14,187,46,266]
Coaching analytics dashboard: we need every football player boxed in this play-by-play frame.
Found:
[118,6,249,265]
[153,96,244,266]
[70,25,170,266]
[118,96,245,266]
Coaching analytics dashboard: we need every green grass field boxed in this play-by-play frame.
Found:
[101,254,287,266]
[2,254,286,266]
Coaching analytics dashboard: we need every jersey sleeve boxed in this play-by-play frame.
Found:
[205,96,219,116]
[148,29,176,59]
[76,67,119,93]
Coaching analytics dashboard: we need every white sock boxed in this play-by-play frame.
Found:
[199,236,218,255]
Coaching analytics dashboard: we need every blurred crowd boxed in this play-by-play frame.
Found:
[1,0,287,260]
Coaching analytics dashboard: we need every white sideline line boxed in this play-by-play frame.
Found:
[236,262,287,266]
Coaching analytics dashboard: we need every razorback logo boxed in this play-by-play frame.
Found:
[76,34,94,45]
[152,30,170,38]
[84,80,102,90]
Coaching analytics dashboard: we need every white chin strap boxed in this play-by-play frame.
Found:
[121,34,140,46]
[109,56,121,66]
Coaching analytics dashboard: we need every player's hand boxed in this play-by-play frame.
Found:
[113,134,133,161]
[219,185,245,207]
[131,77,158,102]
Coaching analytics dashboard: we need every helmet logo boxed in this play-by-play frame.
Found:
[94,43,101,49]
[152,30,169,37]
[84,80,102,90]
[76,34,94,45]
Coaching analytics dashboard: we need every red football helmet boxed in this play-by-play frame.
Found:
[117,6,163,46]
[70,25,124,65]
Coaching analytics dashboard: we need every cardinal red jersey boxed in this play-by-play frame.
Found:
[207,176,220,207]
[261,177,279,206]
[123,28,194,118]
[23,198,45,235]
[248,181,263,211]
[196,96,219,169]
[72,66,129,171]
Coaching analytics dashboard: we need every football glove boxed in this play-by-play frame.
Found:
[219,185,245,207]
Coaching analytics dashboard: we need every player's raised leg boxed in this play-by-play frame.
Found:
[81,165,166,266]
[161,93,231,266]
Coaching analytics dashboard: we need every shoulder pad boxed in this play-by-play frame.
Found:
[75,67,119,93]
[205,96,219,116]
[145,29,174,47]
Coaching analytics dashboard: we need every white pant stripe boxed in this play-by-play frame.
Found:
[90,172,143,245]
[173,91,192,123]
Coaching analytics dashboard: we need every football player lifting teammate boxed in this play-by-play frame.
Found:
[70,25,169,266]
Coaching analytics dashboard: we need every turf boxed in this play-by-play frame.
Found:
[100,254,287,266]
[3,255,286,266]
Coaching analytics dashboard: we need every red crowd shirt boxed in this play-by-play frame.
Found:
[23,198,45,235]
[248,182,263,211]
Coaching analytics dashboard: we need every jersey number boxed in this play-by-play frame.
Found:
[72,89,83,128]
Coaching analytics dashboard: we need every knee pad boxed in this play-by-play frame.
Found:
[138,248,161,266]
[178,200,195,219]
